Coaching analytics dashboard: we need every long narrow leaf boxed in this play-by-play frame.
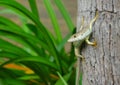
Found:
[0,38,31,56]
[0,51,20,59]
[0,0,62,73]
[0,30,49,55]
[1,54,58,70]
[54,0,74,31]
[18,75,39,80]
[57,32,72,51]
[0,78,26,85]
[28,0,39,18]
[0,0,54,50]
[1,35,38,56]
[44,0,62,42]
[0,17,50,53]
[55,72,72,85]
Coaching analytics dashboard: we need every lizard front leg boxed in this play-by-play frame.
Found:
[74,47,84,85]
[85,36,97,46]
[74,47,84,58]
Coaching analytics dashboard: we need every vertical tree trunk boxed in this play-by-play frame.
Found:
[77,0,120,85]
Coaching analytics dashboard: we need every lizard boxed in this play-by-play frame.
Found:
[68,11,98,85]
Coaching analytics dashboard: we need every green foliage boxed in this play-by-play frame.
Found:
[0,0,76,85]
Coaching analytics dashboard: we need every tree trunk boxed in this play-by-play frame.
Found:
[77,0,120,85]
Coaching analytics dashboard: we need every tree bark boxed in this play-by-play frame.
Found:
[77,0,120,85]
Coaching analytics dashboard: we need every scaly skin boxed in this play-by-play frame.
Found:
[68,11,98,85]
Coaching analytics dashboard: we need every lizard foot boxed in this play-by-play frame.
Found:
[78,55,85,61]
[85,37,97,47]
[90,40,97,47]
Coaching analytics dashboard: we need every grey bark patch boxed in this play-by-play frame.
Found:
[77,0,120,85]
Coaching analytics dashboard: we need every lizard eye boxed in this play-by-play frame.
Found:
[74,35,76,38]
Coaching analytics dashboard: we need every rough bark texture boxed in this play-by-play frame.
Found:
[77,0,120,85]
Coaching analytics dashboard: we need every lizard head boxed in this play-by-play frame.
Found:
[67,29,92,42]
[68,11,98,43]
[68,33,79,42]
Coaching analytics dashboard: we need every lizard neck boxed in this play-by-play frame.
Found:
[73,40,84,48]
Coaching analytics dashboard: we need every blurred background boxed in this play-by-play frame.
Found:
[0,0,78,85]
[0,0,77,51]
[1,0,77,36]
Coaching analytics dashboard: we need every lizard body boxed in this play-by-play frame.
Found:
[68,11,98,85]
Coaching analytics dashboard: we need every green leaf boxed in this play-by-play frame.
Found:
[0,0,52,46]
[0,8,32,34]
[0,38,31,56]
[0,21,49,54]
[44,0,62,42]
[0,30,48,56]
[0,78,4,85]
[25,23,38,35]
[55,72,72,85]
[1,78,26,85]
[79,73,83,85]
[0,0,76,84]
[18,75,39,80]
[0,30,62,71]
[28,0,39,18]
[1,35,38,56]
[0,0,62,72]
[0,0,52,43]
[17,56,58,70]
[1,55,58,70]
[0,51,19,59]
[57,32,72,51]
[54,0,74,31]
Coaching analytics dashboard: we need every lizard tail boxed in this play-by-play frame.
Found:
[89,11,99,30]
[79,16,85,31]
